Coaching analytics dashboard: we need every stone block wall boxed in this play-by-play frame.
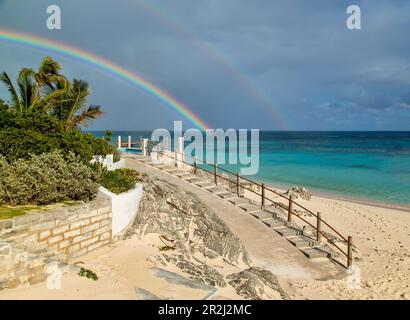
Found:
[0,194,112,290]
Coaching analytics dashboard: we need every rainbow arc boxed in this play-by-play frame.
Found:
[0,28,209,130]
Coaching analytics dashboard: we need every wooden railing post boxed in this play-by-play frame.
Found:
[174,150,178,167]
[194,156,197,175]
[236,173,240,196]
[287,195,293,224]
[214,163,218,185]
[347,236,353,268]
[261,183,265,209]
[316,212,322,242]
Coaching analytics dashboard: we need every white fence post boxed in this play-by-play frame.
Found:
[117,136,121,149]
[142,139,148,156]
[128,136,132,148]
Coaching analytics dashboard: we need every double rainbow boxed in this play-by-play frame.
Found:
[0,28,209,130]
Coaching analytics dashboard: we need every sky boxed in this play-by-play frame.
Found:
[0,0,409,130]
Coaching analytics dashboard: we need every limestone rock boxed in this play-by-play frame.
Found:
[131,177,251,266]
[129,175,288,299]
[155,253,226,288]
[227,267,288,300]
[285,186,313,200]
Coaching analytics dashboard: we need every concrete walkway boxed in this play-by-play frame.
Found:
[125,156,340,280]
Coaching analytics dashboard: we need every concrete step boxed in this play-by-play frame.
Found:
[300,247,331,259]
[263,218,286,228]
[181,175,199,181]
[249,210,274,221]
[161,166,178,172]
[217,192,238,200]
[151,163,168,169]
[167,169,187,175]
[174,171,192,178]
[206,186,227,194]
[228,198,249,206]
[185,177,204,184]
[237,204,260,213]
[263,206,283,217]
[193,180,215,188]
[287,236,316,248]
[273,226,302,237]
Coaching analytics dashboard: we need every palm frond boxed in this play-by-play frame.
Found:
[17,68,37,112]
[31,88,67,113]
[68,105,104,129]
[39,57,62,75]
[0,71,20,111]
[64,79,90,126]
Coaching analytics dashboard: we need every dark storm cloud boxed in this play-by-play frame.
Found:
[0,0,409,130]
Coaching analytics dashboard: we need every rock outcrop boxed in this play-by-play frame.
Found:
[227,267,288,300]
[127,175,287,300]
[131,177,250,266]
[285,186,313,200]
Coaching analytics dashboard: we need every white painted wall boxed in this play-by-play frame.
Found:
[91,154,125,171]
[99,184,143,237]
[106,159,125,171]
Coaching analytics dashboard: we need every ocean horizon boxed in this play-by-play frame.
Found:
[90,131,410,206]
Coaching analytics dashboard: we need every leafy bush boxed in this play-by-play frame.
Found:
[0,151,98,206]
[0,109,116,163]
[100,170,136,194]
[100,168,144,194]
[78,267,98,281]
[118,168,147,182]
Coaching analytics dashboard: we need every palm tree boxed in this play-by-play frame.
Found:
[51,79,104,130]
[0,68,65,113]
[34,56,67,95]
[104,130,113,142]
[0,57,104,129]
[0,68,38,113]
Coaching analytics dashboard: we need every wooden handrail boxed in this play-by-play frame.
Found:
[153,146,353,268]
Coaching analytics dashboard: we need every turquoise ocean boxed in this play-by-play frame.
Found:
[91,131,410,206]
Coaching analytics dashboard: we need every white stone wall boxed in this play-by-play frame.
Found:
[99,184,143,237]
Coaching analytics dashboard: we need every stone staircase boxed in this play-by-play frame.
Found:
[135,156,332,262]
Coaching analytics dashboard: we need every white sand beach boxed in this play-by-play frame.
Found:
[280,194,410,299]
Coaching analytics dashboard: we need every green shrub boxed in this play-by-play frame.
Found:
[78,267,98,281]
[0,157,6,205]
[0,151,98,206]
[117,168,146,182]
[0,109,116,163]
[100,168,145,194]
[100,169,136,194]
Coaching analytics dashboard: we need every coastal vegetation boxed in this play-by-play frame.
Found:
[0,151,98,206]
[78,267,99,281]
[0,57,116,209]
[100,168,146,194]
